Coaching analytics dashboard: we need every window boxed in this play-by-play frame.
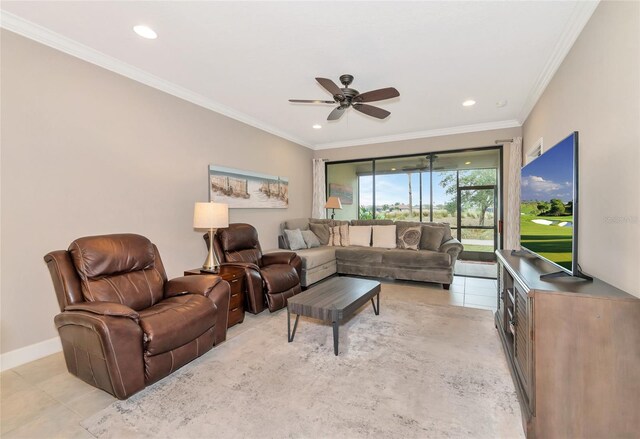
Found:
[325,147,502,261]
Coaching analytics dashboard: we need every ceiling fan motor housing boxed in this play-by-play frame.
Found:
[339,74,354,87]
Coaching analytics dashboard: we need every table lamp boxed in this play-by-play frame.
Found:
[324,196,343,220]
[193,202,229,273]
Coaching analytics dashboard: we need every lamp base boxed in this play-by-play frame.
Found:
[202,228,221,272]
[200,267,220,274]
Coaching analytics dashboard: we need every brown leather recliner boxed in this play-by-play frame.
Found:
[44,233,230,400]
[205,223,302,313]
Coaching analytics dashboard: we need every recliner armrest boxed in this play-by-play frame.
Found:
[439,238,464,264]
[54,309,145,399]
[164,275,224,299]
[262,251,298,266]
[65,302,139,322]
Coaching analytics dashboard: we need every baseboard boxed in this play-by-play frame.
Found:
[0,336,62,372]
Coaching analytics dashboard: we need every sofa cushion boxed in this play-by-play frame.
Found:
[382,248,451,269]
[295,246,336,269]
[284,229,306,251]
[309,223,330,245]
[284,218,310,231]
[335,247,384,264]
[349,225,372,247]
[397,224,422,250]
[301,230,321,248]
[139,294,217,356]
[350,219,394,226]
[395,221,453,249]
[372,225,397,249]
[420,224,447,251]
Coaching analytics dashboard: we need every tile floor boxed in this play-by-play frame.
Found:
[0,275,497,438]
[455,260,498,279]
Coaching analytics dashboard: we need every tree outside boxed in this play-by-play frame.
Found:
[439,169,496,226]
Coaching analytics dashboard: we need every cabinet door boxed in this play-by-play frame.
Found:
[513,284,532,404]
[496,266,504,327]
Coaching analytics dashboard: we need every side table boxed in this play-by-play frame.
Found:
[184,265,245,328]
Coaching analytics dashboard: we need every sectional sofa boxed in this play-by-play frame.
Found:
[278,218,464,289]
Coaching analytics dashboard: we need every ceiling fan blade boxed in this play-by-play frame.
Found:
[316,77,345,99]
[327,106,346,121]
[289,99,336,104]
[354,87,400,103]
[353,103,391,119]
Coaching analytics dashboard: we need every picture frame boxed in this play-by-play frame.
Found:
[208,165,289,209]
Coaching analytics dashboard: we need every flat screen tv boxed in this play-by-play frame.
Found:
[519,132,590,279]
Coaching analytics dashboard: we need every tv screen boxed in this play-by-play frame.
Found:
[520,132,577,274]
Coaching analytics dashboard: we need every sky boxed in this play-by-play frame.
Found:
[521,133,575,202]
[359,172,453,207]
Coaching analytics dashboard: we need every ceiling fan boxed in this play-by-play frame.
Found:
[289,74,399,121]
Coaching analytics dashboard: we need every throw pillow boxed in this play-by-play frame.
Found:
[397,225,422,250]
[309,223,329,245]
[309,223,330,245]
[338,224,350,246]
[301,230,320,248]
[284,229,306,251]
[372,225,397,249]
[327,226,341,247]
[349,225,372,247]
[420,224,447,251]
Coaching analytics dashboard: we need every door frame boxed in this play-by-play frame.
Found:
[457,184,498,262]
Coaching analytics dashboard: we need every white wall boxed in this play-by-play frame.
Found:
[522,1,639,297]
[0,30,313,356]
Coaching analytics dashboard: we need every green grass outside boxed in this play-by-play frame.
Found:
[462,244,494,252]
[520,214,573,270]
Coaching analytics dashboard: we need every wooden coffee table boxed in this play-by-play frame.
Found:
[286,276,381,356]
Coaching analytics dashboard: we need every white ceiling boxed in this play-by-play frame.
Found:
[1,1,598,149]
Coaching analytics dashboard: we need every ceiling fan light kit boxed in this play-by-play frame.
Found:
[289,74,399,121]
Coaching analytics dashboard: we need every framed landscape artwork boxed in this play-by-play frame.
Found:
[208,165,289,208]
[329,183,353,205]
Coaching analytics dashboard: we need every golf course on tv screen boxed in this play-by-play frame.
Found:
[520,134,576,271]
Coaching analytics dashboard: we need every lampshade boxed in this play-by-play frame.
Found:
[324,196,343,210]
[193,202,229,229]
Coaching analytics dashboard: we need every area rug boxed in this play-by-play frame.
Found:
[82,285,523,438]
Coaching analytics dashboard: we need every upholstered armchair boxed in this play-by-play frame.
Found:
[44,234,230,400]
[205,223,302,313]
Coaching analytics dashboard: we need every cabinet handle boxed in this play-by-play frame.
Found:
[230,279,239,283]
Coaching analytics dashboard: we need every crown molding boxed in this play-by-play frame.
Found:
[313,119,522,150]
[1,4,595,152]
[518,1,599,123]
[0,11,314,149]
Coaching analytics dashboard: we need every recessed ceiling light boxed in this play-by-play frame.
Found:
[462,100,476,107]
[133,25,157,39]
[391,168,396,171]
[465,161,471,165]
[496,100,508,108]
[312,124,322,129]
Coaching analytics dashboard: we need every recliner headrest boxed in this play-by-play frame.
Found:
[218,224,260,252]
[69,234,155,279]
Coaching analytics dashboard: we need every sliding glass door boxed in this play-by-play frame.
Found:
[325,146,502,261]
